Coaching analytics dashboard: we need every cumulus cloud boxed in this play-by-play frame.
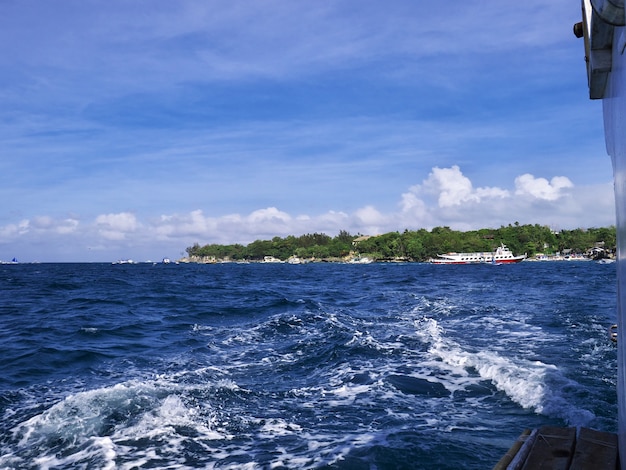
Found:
[137,166,607,246]
[154,208,347,245]
[352,206,388,235]
[0,216,80,241]
[31,216,54,229]
[95,212,139,230]
[0,166,614,261]
[514,174,574,200]
[354,205,384,225]
[0,220,30,239]
[424,165,479,206]
[95,212,139,240]
[29,216,80,234]
[418,165,510,207]
[397,166,608,233]
[247,207,291,224]
[156,209,214,238]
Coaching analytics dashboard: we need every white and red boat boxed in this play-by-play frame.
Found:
[429,243,526,265]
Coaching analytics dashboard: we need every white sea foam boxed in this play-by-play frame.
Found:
[6,377,238,468]
[415,316,595,425]
[325,383,373,407]
[80,327,99,333]
[258,418,302,437]
[33,436,117,470]
[4,368,380,469]
[345,329,402,351]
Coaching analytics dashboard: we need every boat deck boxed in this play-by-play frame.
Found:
[493,426,618,469]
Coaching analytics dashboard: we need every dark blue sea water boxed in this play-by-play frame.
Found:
[0,261,617,469]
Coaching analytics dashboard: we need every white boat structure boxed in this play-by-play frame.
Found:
[577,0,626,465]
[262,256,283,263]
[496,3,626,468]
[429,243,526,265]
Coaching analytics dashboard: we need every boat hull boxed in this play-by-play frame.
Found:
[429,243,526,265]
[430,257,525,265]
[592,4,626,465]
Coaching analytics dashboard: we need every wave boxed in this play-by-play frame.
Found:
[1,371,381,470]
[414,317,595,426]
[1,378,237,469]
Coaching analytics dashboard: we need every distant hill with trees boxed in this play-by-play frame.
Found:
[184,224,615,263]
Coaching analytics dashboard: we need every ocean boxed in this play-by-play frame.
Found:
[0,261,617,469]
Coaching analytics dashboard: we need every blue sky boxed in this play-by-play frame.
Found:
[0,0,615,262]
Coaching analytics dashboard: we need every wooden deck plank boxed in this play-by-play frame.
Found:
[520,426,576,470]
[569,427,618,470]
[494,427,618,470]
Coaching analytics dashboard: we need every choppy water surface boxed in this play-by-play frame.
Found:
[0,261,617,469]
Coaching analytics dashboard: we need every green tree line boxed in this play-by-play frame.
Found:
[185,224,616,262]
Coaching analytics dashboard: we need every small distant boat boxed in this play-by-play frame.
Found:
[563,254,592,261]
[112,259,135,265]
[1,258,18,265]
[162,258,171,264]
[429,243,526,265]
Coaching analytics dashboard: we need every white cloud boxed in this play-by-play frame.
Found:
[0,166,615,261]
[95,212,139,240]
[31,216,54,229]
[397,166,610,232]
[29,216,80,235]
[247,207,291,224]
[405,165,510,209]
[514,174,574,201]
[142,167,609,245]
[475,186,511,199]
[351,206,388,235]
[154,208,350,245]
[424,165,480,207]
[354,206,384,225]
[0,216,80,241]
[0,220,29,239]
[95,212,138,231]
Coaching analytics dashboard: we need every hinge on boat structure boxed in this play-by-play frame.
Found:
[574,0,625,99]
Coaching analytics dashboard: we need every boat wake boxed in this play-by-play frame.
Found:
[415,317,595,426]
[0,262,615,469]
